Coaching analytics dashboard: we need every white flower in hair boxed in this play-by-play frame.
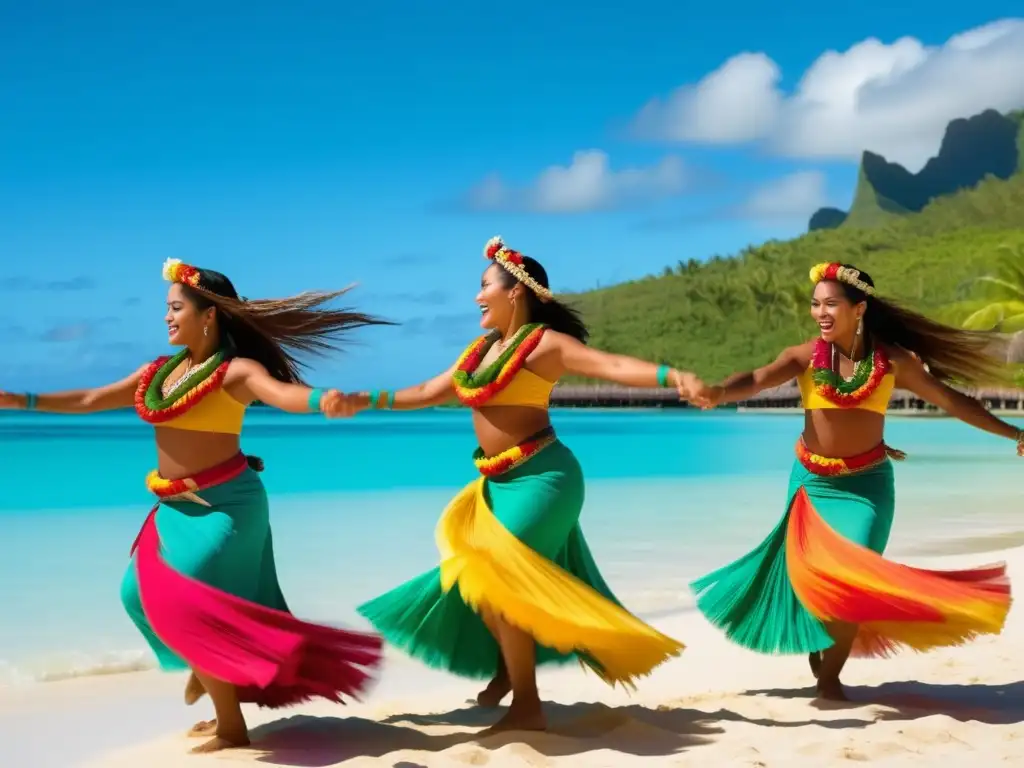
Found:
[162,258,183,281]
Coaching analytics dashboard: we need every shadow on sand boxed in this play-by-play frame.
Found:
[742,679,1024,724]
[236,679,1023,766]
[243,700,729,766]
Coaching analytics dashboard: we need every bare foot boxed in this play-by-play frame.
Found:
[483,700,547,734]
[189,733,250,754]
[476,673,511,708]
[187,720,217,738]
[816,678,849,701]
[808,652,821,679]
[184,672,206,706]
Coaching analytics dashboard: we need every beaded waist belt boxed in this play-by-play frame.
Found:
[795,438,905,477]
[473,426,556,477]
[144,452,249,506]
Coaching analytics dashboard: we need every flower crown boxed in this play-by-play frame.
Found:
[483,236,554,302]
[162,258,202,288]
[809,262,875,296]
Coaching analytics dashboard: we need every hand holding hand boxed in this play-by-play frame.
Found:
[672,371,701,402]
[321,390,368,419]
[691,383,725,410]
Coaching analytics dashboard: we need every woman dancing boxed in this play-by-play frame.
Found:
[325,236,690,732]
[689,262,1016,700]
[0,259,387,753]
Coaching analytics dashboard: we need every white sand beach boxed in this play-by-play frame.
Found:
[60,543,1024,768]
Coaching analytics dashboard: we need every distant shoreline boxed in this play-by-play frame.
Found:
[4,403,1024,419]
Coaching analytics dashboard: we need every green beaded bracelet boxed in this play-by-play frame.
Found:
[656,365,671,388]
[368,389,380,409]
[384,390,395,410]
[25,392,38,411]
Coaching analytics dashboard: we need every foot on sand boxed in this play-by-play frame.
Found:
[184,672,206,706]
[476,673,512,708]
[483,700,547,734]
[189,733,250,754]
[808,652,822,679]
[187,720,217,738]
[816,677,849,701]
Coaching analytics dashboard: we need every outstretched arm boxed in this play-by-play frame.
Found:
[324,364,458,417]
[697,344,809,406]
[230,359,336,414]
[0,364,149,413]
[552,334,698,393]
[894,350,1022,449]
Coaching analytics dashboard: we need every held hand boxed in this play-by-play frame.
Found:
[318,389,347,418]
[691,384,725,410]
[321,390,368,419]
[671,371,701,402]
[1016,431,1024,457]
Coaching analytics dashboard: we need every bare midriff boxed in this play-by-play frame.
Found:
[472,405,552,458]
[801,409,886,458]
[154,428,244,480]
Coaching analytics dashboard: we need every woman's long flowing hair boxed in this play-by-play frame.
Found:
[835,264,1011,386]
[494,256,589,343]
[182,268,392,384]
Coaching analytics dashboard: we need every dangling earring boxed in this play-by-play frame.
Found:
[204,326,209,337]
[856,317,863,336]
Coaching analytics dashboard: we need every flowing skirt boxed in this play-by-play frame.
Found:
[691,440,1011,657]
[120,454,382,707]
[358,438,683,687]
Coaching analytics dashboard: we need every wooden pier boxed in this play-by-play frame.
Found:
[549,382,1024,413]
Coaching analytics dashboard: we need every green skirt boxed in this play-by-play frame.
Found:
[691,455,1011,658]
[358,440,684,686]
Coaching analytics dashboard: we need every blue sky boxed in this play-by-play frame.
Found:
[3,2,1023,391]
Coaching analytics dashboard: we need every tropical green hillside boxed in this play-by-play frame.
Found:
[567,112,1024,382]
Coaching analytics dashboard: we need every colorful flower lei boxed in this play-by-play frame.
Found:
[809,262,875,296]
[473,427,556,477]
[145,453,249,499]
[145,471,200,499]
[810,338,890,408]
[134,348,230,424]
[483,236,554,302]
[452,323,547,407]
[162,258,202,288]
[795,439,889,477]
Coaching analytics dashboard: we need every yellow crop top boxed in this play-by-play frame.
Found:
[485,368,556,408]
[796,367,895,414]
[155,388,247,435]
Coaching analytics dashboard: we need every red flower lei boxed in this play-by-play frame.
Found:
[452,324,547,407]
[134,352,231,424]
[810,338,890,408]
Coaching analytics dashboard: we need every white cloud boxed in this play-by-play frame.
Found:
[739,171,828,220]
[630,19,1024,171]
[466,150,688,213]
[632,53,782,143]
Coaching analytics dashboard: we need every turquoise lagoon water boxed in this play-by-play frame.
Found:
[0,408,1021,686]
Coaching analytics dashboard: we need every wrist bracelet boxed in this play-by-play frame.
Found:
[656,365,671,388]
[25,393,38,411]
[384,390,395,410]
[307,387,324,413]
[368,390,380,410]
